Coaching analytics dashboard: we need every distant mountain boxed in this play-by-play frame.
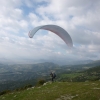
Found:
[69,60,93,65]
[1,60,100,74]
[89,60,100,65]
[84,60,100,68]
[0,57,94,65]
[84,65,100,73]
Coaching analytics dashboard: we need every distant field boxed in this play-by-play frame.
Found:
[0,81,100,100]
[60,73,83,78]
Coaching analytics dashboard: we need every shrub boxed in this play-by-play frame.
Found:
[0,90,11,95]
[15,84,33,91]
[36,79,46,86]
[24,84,33,89]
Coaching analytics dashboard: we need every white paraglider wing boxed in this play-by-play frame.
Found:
[28,25,73,47]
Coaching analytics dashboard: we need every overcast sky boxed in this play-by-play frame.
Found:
[0,0,100,64]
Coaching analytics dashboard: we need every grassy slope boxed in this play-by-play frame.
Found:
[0,81,100,100]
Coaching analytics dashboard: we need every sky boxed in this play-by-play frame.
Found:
[0,0,100,64]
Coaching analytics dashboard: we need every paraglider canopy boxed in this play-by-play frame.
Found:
[28,25,73,47]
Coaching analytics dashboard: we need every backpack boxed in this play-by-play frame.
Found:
[53,73,56,78]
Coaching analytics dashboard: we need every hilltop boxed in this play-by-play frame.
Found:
[0,81,100,100]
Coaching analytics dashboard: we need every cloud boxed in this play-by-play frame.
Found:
[0,0,100,64]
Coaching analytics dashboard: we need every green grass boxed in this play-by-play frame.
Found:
[0,81,100,100]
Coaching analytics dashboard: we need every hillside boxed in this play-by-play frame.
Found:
[0,81,100,100]
[84,66,100,73]
[58,66,100,82]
